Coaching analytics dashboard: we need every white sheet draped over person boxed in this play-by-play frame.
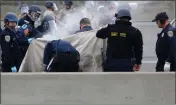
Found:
[19,28,105,72]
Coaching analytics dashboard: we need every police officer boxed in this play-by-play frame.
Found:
[152,12,175,72]
[75,18,92,34]
[0,12,24,72]
[18,5,42,38]
[43,39,80,72]
[44,1,58,20]
[96,9,143,72]
[18,4,29,19]
[37,15,58,37]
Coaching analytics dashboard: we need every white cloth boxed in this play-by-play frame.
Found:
[19,29,104,72]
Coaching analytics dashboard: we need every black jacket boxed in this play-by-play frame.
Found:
[96,20,143,64]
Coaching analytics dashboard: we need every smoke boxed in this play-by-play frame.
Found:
[43,1,117,39]
[42,1,175,39]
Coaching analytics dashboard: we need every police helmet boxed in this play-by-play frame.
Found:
[115,9,131,20]
[41,15,56,32]
[4,12,18,23]
[45,1,58,11]
[29,5,42,14]
[63,0,73,5]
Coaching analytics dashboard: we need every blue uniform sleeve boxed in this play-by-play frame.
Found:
[96,25,109,39]
[166,29,175,63]
[15,30,29,46]
[18,18,25,26]
[43,42,54,66]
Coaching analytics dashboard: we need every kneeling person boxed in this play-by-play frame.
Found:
[43,40,80,72]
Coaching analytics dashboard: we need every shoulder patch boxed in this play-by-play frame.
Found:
[5,35,11,42]
[168,31,173,37]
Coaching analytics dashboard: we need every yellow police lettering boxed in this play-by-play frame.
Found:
[111,32,118,36]
[120,33,127,37]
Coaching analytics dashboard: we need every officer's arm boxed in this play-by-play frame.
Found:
[96,26,109,39]
[16,31,29,46]
[166,30,175,63]
[18,18,25,26]
[43,42,53,66]
[133,29,143,65]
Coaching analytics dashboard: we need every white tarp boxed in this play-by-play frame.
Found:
[19,29,105,72]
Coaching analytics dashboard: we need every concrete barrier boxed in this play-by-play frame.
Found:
[1,72,175,104]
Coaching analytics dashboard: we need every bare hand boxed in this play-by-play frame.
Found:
[133,64,141,71]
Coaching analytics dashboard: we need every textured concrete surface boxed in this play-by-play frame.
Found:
[1,73,175,104]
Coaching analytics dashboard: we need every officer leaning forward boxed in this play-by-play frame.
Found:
[0,12,23,72]
[152,12,175,72]
[96,9,143,72]
[18,5,42,38]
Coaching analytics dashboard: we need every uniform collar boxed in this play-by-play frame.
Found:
[82,26,92,30]
[115,20,132,26]
[161,23,172,33]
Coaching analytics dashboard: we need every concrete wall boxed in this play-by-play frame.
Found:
[1,72,175,104]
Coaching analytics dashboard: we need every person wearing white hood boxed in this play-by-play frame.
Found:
[44,1,58,21]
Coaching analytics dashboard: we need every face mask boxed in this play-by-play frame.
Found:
[29,12,41,22]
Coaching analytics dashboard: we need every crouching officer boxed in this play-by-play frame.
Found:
[0,12,23,72]
[43,40,81,72]
[75,18,93,34]
[96,9,143,72]
[152,12,175,72]
[18,5,42,38]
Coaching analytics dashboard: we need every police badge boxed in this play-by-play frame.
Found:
[5,35,11,42]
[168,31,173,37]
[161,33,164,37]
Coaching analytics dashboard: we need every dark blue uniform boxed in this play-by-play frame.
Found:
[18,15,34,27]
[96,20,143,72]
[15,28,30,57]
[166,27,176,71]
[18,15,42,38]
[0,27,2,33]
[43,40,80,72]
[0,28,24,72]
[75,26,92,34]
[155,24,174,71]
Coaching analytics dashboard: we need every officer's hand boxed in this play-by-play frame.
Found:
[11,66,17,72]
[28,38,34,43]
[133,64,141,71]
[164,62,170,72]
